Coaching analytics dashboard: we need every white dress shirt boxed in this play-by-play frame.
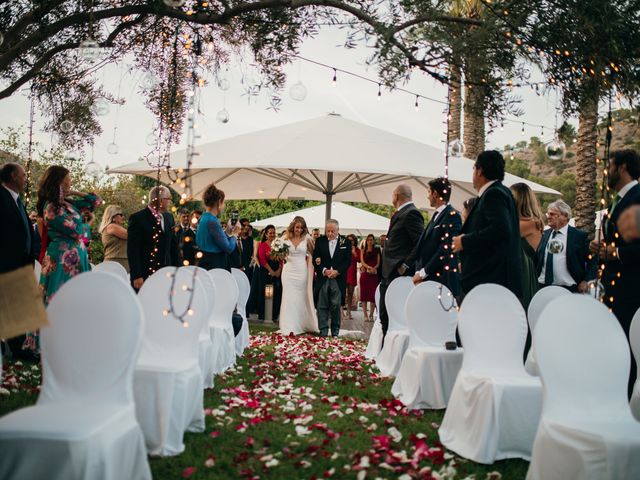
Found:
[616,180,639,205]
[328,238,337,258]
[2,184,19,205]
[538,223,575,287]
[477,180,497,197]
[396,201,414,213]
[417,203,449,279]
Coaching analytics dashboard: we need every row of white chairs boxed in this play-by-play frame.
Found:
[366,278,640,478]
[0,264,252,478]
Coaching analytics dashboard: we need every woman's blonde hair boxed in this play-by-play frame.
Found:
[99,205,123,233]
[510,183,545,232]
[286,215,309,238]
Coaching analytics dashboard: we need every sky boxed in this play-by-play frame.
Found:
[0,28,565,173]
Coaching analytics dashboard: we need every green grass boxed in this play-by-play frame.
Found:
[1,329,529,479]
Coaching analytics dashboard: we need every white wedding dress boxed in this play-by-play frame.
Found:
[279,236,319,335]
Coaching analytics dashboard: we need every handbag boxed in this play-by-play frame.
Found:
[231,310,243,337]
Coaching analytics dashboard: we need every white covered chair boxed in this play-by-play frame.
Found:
[93,260,129,283]
[392,281,463,409]
[135,267,207,456]
[439,284,542,464]
[184,266,216,389]
[231,268,251,357]
[0,271,151,480]
[375,277,413,377]
[208,269,239,373]
[525,286,571,376]
[630,308,640,421]
[527,295,640,480]
[364,285,383,360]
[34,259,41,282]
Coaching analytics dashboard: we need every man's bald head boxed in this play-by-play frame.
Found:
[392,183,412,209]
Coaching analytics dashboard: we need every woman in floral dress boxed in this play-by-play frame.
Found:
[36,166,101,305]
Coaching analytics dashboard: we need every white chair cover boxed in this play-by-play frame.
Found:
[184,266,215,389]
[527,295,640,480]
[525,286,571,376]
[231,268,251,356]
[630,308,640,421]
[135,267,207,456]
[0,272,151,480]
[34,259,41,282]
[364,285,382,360]
[439,284,542,464]
[375,277,413,377]
[208,269,239,373]
[93,260,129,284]
[392,281,463,409]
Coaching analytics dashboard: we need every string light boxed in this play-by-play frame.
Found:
[414,95,420,112]
[377,83,382,101]
[331,69,337,87]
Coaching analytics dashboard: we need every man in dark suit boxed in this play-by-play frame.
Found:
[127,185,180,290]
[412,177,462,297]
[312,219,352,337]
[536,199,595,293]
[1,162,38,360]
[452,150,522,300]
[591,149,640,397]
[174,208,197,266]
[379,184,425,338]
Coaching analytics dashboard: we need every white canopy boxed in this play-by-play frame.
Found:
[108,113,560,217]
[253,202,391,236]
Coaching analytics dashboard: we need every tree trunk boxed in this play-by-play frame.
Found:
[574,97,599,236]
[462,78,485,161]
[449,63,462,143]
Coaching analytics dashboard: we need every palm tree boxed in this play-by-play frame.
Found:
[574,97,599,236]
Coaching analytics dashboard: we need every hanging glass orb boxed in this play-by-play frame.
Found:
[0,32,4,47]
[547,237,564,255]
[546,137,566,161]
[141,72,159,90]
[163,0,185,6]
[84,161,103,179]
[107,143,119,155]
[586,279,605,301]
[216,108,230,124]
[448,139,464,158]
[146,133,157,146]
[60,120,74,133]
[79,38,101,62]
[91,98,110,116]
[289,81,307,101]
[218,78,231,91]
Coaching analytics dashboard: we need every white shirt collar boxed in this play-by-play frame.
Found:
[477,180,497,197]
[434,203,449,217]
[396,201,414,212]
[557,223,569,236]
[618,180,638,199]
[329,237,337,243]
[2,184,19,203]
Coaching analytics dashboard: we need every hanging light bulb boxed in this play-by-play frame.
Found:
[107,143,119,155]
[377,84,382,101]
[500,121,504,131]
[216,108,230,123]
[79,38,101,62]
[414,95,420,112]
[448,139,464,158]
[521,122,525,135]
[289,81,307,101]
[91,98,110,116]
[331,69,337,87]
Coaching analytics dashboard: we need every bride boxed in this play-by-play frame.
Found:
[279,216,319,335]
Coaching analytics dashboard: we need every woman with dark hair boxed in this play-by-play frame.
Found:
[359,234,381,321]
[462,197,477,224]
[195,183,241,271]
[253,225,282,321]
[37,165,101,306]
[344,233,360,319]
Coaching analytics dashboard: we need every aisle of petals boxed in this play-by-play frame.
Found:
[162,333,517,480]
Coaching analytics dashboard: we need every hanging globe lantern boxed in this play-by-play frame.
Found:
[216,108,230,124]
[289,81,307,101]
[84,161,103,179]
[217,78,231,91]
[107,143,119,155]
[546,136,566,161]
[91,98,110,116]
[79,38,101,62]
[448,139,464,158]
[141,72,160,89]
[163,0,185,6]
[60,120,74,133]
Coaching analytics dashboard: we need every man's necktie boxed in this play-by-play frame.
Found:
[605,194,622,237]
[544,230,559,286]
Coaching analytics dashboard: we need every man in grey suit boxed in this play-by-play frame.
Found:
[379,184,425,339]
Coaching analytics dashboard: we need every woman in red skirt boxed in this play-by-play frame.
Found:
[344,234,360,320]
[359,234,381,321]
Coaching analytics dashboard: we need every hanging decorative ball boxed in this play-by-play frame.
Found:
[163,0,185,7]
[586,279,605,301]
[289,81,307,101]
[145,133,157,146]
[547,238,564,255]
[0,32,4,47]
[60,120,74,133]
[448,139,465,158]
[91,98,110,116]
[107,143,119,155]
[79,38,101,62]
[141,72,159,89]
[216,108,230,124]
[546,137,566,161]
[218,78,231,91]
[84,161,103,179]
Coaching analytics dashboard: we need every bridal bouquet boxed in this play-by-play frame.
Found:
[270,237,289,262]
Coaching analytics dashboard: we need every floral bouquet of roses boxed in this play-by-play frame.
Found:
[270,237,289,262]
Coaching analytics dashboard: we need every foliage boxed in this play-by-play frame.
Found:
[557,121,577,146]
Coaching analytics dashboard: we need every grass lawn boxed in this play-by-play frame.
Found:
[1,327,529,479]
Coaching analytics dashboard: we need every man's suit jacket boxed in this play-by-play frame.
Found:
[415,204,462,296]
[0,186,36,273]
[175,225,197,265]
[381,204,425,280]
[127,207,179,281]
[460,181,522,299]
[535,226,596,285]
[312,235,352,298]
[603,183,640,330]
